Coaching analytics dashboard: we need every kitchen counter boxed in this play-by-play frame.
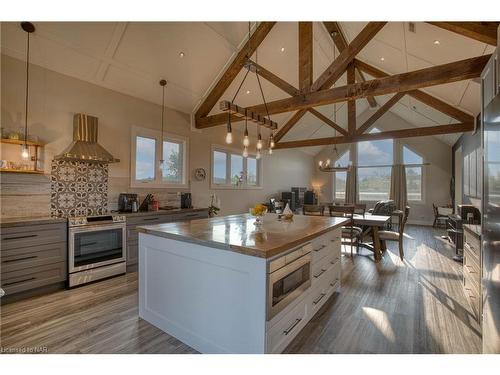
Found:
[138,212,347,353]
[137,213,348,258]
[0,216,67,228]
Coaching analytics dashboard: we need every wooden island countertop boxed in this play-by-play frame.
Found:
[137,213,348,258]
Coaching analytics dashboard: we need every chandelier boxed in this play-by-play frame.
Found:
[221,22,277,157]
[318,34,352,173]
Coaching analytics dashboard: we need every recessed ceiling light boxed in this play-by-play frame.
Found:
[433,40,440,45]
[280,47,285,52]
[380,57,385,61]
[246,90,251,94]
[179,52,185,58]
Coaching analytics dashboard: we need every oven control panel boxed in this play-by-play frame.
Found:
[68,215,126,227]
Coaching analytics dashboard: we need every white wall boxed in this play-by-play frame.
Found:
[312,110,453,225]
[1,54,314,217]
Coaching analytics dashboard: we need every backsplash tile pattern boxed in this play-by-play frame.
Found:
[50,160,108,217]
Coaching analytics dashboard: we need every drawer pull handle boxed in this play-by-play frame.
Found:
[2,255,38,263]
[330,279,339,287]
[186,213,199,217]
[330,257,340,265]
[4,277,36,286]
[313,245,326,252]
[313,293,326,305]
[3,234,38,241]
[314,269,327,278]
[143,218,160,221]
[283,318,302,335]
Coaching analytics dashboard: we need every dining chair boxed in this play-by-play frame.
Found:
[302,204,325,216]
[432,203,448,228]
[328,205,362,258]
[351,203,366,216]
[378,206,410,260]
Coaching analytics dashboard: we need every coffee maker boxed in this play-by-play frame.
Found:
[180,193,192,209]
[118,193,139,212]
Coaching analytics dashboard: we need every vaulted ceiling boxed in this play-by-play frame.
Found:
[1,22,494,155]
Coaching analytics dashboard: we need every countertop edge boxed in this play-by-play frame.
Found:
[137,216,349,259]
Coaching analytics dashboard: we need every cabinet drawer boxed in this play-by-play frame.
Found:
[464,233,480,260]
[1,242,67,273]
[311,230,341,263]
[464,275,480,320]
[1,223,66,251]
[309,264,340,316]
[1,262,67,295]
[267,296,308,353]
[312,250,340,286]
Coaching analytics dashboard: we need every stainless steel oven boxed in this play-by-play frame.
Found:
[267,245,312,320]
[68,215,127,287]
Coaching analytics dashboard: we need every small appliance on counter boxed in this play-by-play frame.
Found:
[118,193,138,213]
[181,192,192,209]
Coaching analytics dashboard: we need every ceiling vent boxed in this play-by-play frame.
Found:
[408,22,416,33]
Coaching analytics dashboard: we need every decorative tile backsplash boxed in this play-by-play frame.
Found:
[50,160,108,217]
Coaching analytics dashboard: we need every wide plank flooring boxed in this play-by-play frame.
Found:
[0,225,481,354]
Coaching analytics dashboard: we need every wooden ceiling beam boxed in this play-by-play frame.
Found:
[274,122,474,149]
[195,55,489,128]
[323,21,377,107]
[354,58,475,123]
[427,22,499,46]
[248,60,299,96]
[347,62,356,134]
[195,22,276,119]
[311,22,387,92]
[299,22,314,93]
[308,108,348,135]
[219,101,277,129]
[356,92,406,135]
[274,110,308,142]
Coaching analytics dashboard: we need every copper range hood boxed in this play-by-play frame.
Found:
[55,113,119,164]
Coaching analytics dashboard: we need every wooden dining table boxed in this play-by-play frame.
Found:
[352,213,391,262]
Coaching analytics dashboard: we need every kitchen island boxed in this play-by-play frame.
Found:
[137,213,348,353]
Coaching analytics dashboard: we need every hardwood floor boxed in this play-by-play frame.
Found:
[0,225,481,354]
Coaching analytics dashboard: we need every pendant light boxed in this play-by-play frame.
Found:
[225,112,233,144]
[243,111,250,147]
[318,36,352,173]
[20,22,35,160]
[255,123,262,159]
[159,79,167,170]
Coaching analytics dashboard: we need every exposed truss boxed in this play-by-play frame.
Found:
[195,22,490,148]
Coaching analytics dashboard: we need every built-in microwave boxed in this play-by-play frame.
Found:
[267,245,312,320]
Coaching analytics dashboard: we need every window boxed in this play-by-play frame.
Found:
[333,150,350,201]
[211,147,261,188]
[162,140,183,183]
[357,128,393,201]
[403,145,424,201]
[135,136,156,183]
[131,126,188,188]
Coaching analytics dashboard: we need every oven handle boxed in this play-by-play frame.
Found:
[69,223,126,234]
[283,318,302,335]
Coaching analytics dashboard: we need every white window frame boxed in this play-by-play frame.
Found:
[402,144,425,204]
[332,149,350,203]
[130,126,189,189]
[210,144,263,190]
[357,131,394,203]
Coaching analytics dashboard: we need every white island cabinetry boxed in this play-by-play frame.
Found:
[138,213,346,353]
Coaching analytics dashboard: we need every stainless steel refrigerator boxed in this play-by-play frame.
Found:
[482,92,500,353]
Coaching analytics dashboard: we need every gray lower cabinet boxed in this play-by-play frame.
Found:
[126,210,209,267]
[1,222,67,297]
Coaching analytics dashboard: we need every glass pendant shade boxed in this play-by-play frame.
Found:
[243,125,250,147]
[225,130,233,144]
[268,148,273,155]
[242,147,249,158]
[21,144,29,160]
[256,150,261,160]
